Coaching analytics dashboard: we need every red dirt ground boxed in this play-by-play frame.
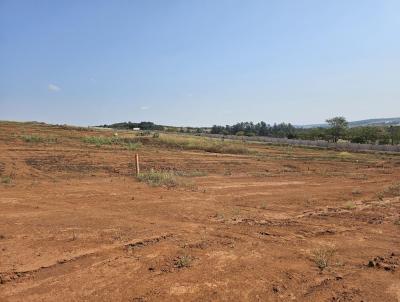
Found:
[0,122,399,301]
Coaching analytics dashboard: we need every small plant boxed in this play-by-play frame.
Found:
[394,219,400,226]
[376,183,400,200]
[173,170,207,177]
[137,169,179,187]
[344,201,356,210]
[351,188,362,195]
[125,142,142,151]
[1,176,12,184]
[215,213,225,220]
[312,245,336,271]
[174,255,192,268]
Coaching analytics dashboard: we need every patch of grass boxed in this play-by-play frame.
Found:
[260,202,268,210]
[312,245,336,271]
[21,135,57,143]
[173,170,207,177]
[82,136,117,146]
[153,134,252,155]
[377,183,400,200]
[1,176,12,184]
[344,201,356,210]
[137,169,178,187]
[125,142,142,151]
[174,255,192,268]
[82,135,143,149]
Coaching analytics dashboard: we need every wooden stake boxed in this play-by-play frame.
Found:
[135,153,140,176]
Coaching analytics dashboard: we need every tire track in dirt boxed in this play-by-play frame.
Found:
[0,234,173,286]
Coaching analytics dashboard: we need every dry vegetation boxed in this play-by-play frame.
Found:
[153,134,252,154]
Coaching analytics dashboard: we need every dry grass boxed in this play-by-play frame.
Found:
[153,134,252,155]
[137,169,179,187]
[312,245,336,271]
[1,176,12,184]
[344,201,356,210]
[174,255,192,268]
[137,169,196,189]
[21,135,58,143]
[173,170,207,177]
[81,136,142,150]
[377,183,400,200]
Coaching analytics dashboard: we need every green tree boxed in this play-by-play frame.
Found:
[326,116,348,142]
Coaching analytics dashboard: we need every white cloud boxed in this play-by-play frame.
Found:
[140,106,149,110]
[48,84,60,92]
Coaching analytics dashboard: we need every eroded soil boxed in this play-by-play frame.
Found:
[0,122,399,301]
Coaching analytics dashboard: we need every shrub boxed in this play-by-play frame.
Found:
[1,176,12,184]
[312,245,336,271]
[174,255,192,268]
[137,169,179,187]
[377,183,400,200]
[344,201,356,210]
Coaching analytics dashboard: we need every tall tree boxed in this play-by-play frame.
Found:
[326,116,348,142]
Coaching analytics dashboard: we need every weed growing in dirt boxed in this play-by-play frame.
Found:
[377,183,400,200]
[394,219,400,226]
[312,245,336,271]
[21,135,57,143]
[125,142,142,151]
[173,170,207,177]
[82,136,117,146]
[174,255,192,268]
[1,176,12,184]
[137,169,178,187]
[344,201,356,210]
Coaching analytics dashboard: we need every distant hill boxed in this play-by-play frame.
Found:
[299,117,400,129]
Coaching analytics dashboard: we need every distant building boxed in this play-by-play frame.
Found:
[133,128,140,131]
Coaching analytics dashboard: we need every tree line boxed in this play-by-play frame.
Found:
[210,117,400,145]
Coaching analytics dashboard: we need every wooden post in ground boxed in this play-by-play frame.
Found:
[135,153,140,176]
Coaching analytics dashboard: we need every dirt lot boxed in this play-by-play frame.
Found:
[0,122,399,302]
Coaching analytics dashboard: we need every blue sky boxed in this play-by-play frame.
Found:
[1,0,399,126]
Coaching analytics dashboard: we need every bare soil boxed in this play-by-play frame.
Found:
[1,122,399,301]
